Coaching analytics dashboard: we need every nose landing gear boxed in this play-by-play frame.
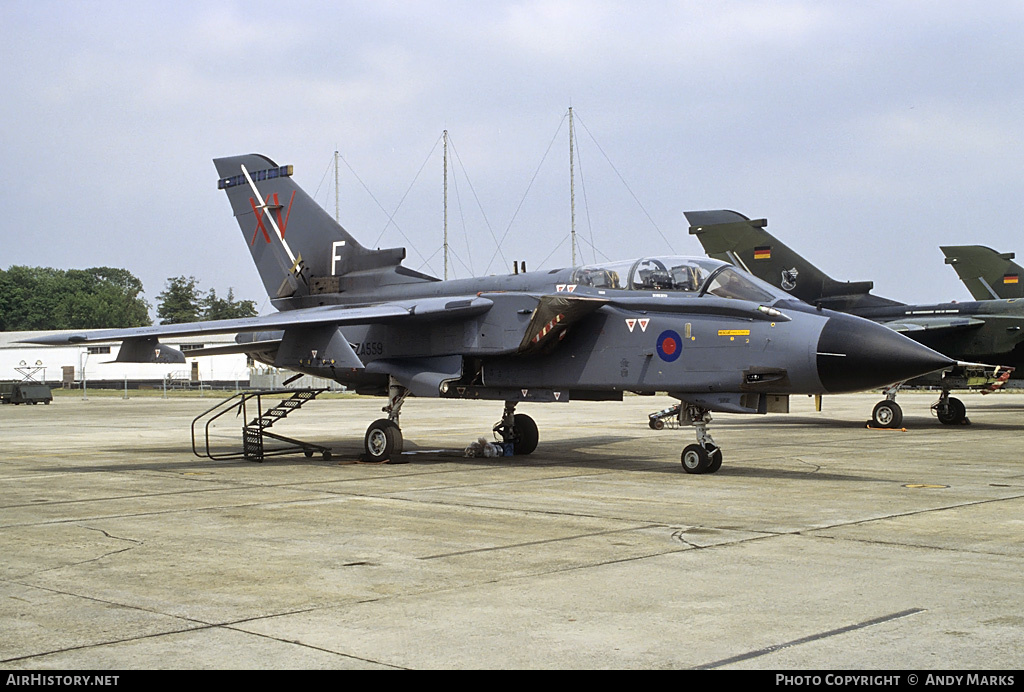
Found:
[932,392,969,426]
[648,402,724,473]
[678,404,722,474]
[871,399,904,429]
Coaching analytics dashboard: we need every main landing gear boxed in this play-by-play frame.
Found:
[362,387,541,462]
[492,401,539,455]
[363,378,407,462]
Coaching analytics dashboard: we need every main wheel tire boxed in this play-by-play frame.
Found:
[681,444,711,474]
[511,413,539,455]
[937,397,967,425]
[872,400,903,428]
[377,419,404,452]
[364,419,400,461]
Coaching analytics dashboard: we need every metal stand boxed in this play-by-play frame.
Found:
[192,389,331,462]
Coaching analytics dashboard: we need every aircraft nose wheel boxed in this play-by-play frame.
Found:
[681,444,723,474]
[676,404,723,474]
[871,400,903,428]
[934,396,968,425]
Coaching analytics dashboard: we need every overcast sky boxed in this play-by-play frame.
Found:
[3,1,1023,315]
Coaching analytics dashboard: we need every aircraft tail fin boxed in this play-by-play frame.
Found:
[941,245,1024,300]
[213,154,434,305]
[686,210,902,310]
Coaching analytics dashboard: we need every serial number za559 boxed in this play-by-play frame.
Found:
[353,341,384,356]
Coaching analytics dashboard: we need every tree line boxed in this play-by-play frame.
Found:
[0,266,257,331]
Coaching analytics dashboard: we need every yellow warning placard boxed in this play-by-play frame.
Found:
[717,329,750,336]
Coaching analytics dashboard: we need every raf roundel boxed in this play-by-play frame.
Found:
[656,329,683,362]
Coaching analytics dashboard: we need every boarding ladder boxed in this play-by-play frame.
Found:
[191,388,332,462]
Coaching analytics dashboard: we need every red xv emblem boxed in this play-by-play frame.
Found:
[249,191,296,246]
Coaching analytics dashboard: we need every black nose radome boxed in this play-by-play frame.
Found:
[816,313,954,393]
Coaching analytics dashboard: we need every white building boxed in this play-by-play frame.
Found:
[0,331,341,391]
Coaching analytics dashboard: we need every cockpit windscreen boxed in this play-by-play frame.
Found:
[571,256,783,303]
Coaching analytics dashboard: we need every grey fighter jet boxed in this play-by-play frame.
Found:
[688,210,1019,428]
[25,156,952,473]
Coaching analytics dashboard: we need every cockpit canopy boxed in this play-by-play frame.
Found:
[571,256,783,303]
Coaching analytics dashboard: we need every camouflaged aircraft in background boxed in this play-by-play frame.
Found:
[689,210,1018,429]
[25,156,953,473]
[941,245,1024,301]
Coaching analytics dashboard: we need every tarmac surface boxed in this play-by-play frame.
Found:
[1,390,1022,670]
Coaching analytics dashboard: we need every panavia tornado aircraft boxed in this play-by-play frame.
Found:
[688,210,1020,428]
[26,155,953,473]
[941,245,1024,301]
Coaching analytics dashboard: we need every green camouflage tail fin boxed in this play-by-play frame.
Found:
[941,245,1024,300]
[686,210,903,310]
